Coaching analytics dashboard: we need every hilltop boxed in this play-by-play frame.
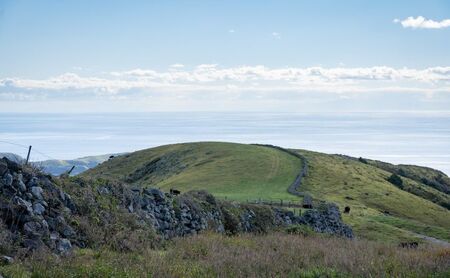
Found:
[84,142,450,243]
[83,142,302,202]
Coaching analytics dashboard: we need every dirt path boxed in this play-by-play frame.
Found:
[414,233,450,247]
[254,144,308,197]
[266,150,280,180]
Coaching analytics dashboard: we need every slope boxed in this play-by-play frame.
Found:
[82,142,302,202]
[295,149,450,242]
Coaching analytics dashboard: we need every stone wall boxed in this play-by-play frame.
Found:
[1,157,353,257]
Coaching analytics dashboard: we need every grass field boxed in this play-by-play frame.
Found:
[83,142,302,202]
[295,149,450,242]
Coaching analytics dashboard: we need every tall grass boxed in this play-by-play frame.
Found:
[1,233,449,277]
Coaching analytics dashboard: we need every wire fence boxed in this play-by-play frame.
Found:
[245,198,303,208]
[0,140,59,162]
[217,196,306,215]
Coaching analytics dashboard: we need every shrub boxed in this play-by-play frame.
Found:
[285,224,315,236]
[387,173,403,189]
[221,206,241,235]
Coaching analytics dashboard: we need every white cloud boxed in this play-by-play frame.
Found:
[1,65,450,103]
[394,16,450,29]
[170,64,185,69]
[271,32,281,39]
[228,29,235,33]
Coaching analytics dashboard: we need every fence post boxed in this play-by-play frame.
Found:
[25,145,32,165]
[280,199,283,206]
[67,165,76,175]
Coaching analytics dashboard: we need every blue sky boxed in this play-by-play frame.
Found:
[0,0,449,112]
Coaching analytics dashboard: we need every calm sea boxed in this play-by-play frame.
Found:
[1,112,449,175]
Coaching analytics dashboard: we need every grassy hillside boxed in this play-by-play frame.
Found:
[83,142,302,202]
[296,149,450,242]
[367,159,450,194]
[83,142,450,242]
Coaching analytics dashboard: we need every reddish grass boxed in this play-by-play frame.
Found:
[1,232,449,277]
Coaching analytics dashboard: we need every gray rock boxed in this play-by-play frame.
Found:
[23,238,44,250]
[31,186,44,200]
[130,186,141,193]
[16,179,27,192]
[50,232,59,241]
[23,221,44,237]
[27,177,39,188]
[97,186,110,195]
[42,219,49,230]
[0,160,8,176]
[128,203,134,213]
[0,255,14,265]
[33,203,46,215]
[57,239,72,254]
[14,196,33,214]
[59,189,66,201]
[61,224,75,237]
[63,193,76,211]
[299,203,353,238]
[2,173,13,187]
[145,188,165,201]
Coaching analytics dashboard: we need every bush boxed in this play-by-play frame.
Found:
[221,206,241,235]
[387,173,403,189]
[285,225,315,236]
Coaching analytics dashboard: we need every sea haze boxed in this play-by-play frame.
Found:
[1,112,449,175]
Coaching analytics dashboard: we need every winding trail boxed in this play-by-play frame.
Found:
[414,233,450,247]
[254,144,308,197]
[266,149,280,180]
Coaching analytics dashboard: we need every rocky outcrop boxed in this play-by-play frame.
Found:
[299,203,354,238]
[1,157,353,258]
[0,158,78,255]
[125,188,353,239]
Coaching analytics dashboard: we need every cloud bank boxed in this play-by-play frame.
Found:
[2,65,450,93]
[1,65,449,112]
[394,16,450,29]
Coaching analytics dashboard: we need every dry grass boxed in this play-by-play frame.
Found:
[1,232,449,277]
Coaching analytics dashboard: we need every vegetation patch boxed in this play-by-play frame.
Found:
[1,233,449,277]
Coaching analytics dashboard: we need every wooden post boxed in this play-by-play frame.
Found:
[280,199,283,206]
[67,165,76,175]
[25,145,32,165]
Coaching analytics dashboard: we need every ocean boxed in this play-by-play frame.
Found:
[1,112,449,175]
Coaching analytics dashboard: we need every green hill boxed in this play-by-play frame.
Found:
[295,149,450,242]
[82,142,450,243]
[83,142,302,202]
